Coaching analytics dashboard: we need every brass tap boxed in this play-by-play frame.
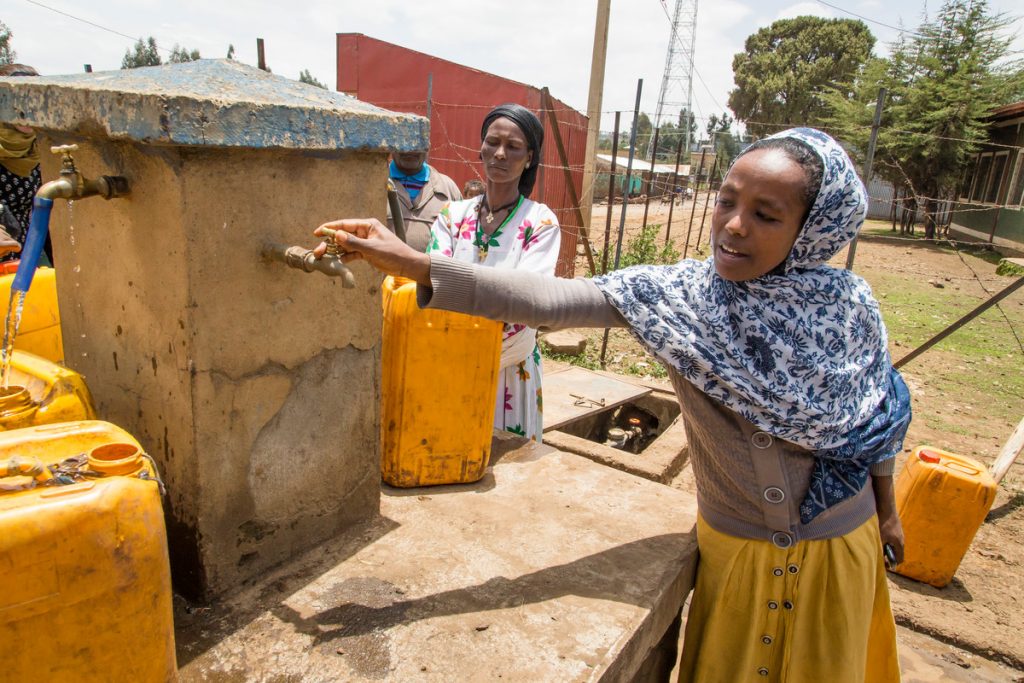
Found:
[36,144,130,201]
[263,235,356,289]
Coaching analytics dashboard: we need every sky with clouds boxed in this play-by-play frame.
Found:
[4,0,1021,132]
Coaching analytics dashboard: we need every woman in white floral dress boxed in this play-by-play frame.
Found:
[427,103,561,442]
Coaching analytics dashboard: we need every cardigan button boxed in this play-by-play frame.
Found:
[763,487,785,504]
[772,567,784,577]
[758,667,770,676]
[771,531,794,549]
[751,431,774,449]
[762,635,773,645]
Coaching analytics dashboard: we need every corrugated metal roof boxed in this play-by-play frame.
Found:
[596,154,689,175]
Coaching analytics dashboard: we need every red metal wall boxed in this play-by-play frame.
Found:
[337,33,588,277]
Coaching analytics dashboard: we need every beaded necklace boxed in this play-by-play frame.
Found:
[474,194,524,262]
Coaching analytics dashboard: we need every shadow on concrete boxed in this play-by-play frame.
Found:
[268,532,692,647]
[380,472,498,497]
[378,431,544,498]
[173,514,402,667]
[888,572,975,603]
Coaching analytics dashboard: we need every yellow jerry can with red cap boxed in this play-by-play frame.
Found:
[893,445,998,588]
[0,264,64,363]
[0,349,95,430]
[380,276,502,487]
[0,420,177,682]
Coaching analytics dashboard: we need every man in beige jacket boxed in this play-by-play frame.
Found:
[388,151,461,252]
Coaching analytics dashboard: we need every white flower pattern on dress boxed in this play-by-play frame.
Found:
[593,128,911,522]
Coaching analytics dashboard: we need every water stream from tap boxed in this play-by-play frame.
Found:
[67,201,88,359]
[0,289,27,389]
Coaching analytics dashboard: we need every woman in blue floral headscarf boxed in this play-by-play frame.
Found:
[316,127,910,682]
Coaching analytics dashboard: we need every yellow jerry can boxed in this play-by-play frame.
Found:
[0,349,95,430]
[0,420,177,682]
[0,265,64,363]
[893,445,998,588]
[380,276,502,487]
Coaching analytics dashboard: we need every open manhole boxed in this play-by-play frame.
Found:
[553,392,681,455]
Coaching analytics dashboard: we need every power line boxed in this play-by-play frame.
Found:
[23,0,175,53]
[814,0,927,38]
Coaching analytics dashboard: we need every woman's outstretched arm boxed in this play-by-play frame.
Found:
[315,218,625,331]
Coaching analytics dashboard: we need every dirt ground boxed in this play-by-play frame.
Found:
[564,200,1024,676]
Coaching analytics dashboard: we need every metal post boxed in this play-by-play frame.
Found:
[641,125,660,229]
[665,137,684,244]
[257,38,267,71]
[426,72,433,123]
[988,206,1002,244]
[683,148,705,258]
[603,112,621,274]
[580,0,612,240]
[599,112,621,369]
[845,87,886,270]
[695,155,719,250]
[613,78,643,270]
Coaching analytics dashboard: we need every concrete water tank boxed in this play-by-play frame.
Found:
[0,59,428,599]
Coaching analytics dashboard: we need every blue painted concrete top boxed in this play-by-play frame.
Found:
[0,59,428,152]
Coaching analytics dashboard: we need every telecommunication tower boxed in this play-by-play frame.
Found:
[651,0,698,160]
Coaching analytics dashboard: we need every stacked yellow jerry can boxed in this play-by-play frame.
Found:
[0,421,177,682]
[0,267,177,681]
[380,276,503,487]
[0,265,64,363]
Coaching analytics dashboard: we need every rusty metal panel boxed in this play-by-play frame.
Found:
[336,33,587,276]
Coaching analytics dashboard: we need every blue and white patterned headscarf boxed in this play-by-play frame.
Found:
[594,128,911,522]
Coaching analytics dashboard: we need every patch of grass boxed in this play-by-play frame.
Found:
[996,259,1024,277]
[540,342,601,371]
[623,360,669,379]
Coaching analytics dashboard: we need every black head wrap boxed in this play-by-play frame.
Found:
[480,103,544,197]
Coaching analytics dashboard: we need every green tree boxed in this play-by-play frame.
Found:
[122,37,162,68]
[705,112,740,167]
[632,112,653,158]
[0,21,15,65]
[169,45,200,63]
[729,17,875,136]
[828,0,1021,238]
[226,44,236,60]
[298,69,328,89]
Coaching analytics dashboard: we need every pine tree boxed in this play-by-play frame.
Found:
[828,0,1021,238]
[169,45,201,63]
[298,69,328,89]
[122,37,162,68]
[729,17,876,136]
[0,21,16,65]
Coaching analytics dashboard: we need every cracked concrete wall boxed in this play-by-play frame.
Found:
[42,136,385,599]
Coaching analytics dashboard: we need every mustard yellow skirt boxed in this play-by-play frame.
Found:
[678,515,900,682]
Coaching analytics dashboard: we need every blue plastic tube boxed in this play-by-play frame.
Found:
[11,196,53,294]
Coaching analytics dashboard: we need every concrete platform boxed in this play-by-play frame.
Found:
[176,434,699,681]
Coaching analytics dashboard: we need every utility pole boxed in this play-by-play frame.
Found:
[580,0,612,240]
[845,87,886,270]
